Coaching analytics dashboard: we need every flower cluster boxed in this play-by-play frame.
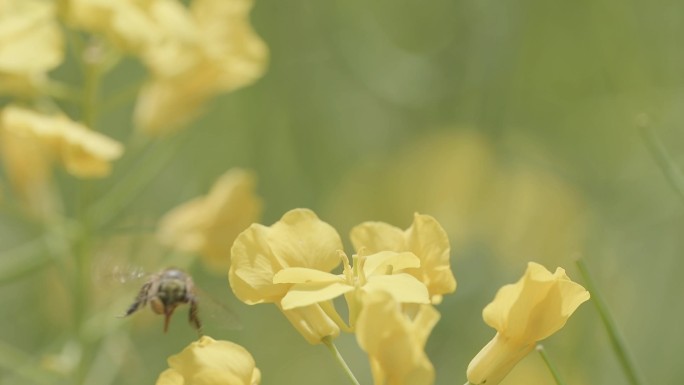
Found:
[0,0,267,217]
[224,208,589,385]
[229,208,455,384]
[61,0,269,135]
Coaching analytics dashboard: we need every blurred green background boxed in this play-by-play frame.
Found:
[1,0,683,384]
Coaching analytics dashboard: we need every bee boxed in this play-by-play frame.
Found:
[121,268,202,335]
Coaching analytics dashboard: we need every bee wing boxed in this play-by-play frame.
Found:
[193,286,242,332]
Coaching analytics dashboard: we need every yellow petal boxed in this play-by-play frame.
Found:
[0,108,53,211]
[266,209,343,270]
[363,274,430,305]
[280,281,353,310]
[404,213,456,299]
[164,336,260,385]
[191,0,269,92]
[0,0,63,94]
[279,304,340,345]
[352,214,456,302]
[273,267,342,284]
[483,262,589,343]
[350,222,406,252]
[229,209,342,304]
[133,78,211,135]
[1,106,123,180]
[156,369,184,385]
[158,168,262,273]
[58,118,124,177]
[362,251,421,277]
[356,291,437,385]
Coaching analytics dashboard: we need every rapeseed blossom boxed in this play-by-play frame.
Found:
[0,0,63,95]
[156,336,261,385]
[157,168,262,273]
[274,250,430,329]
[229,209,453,344]
[350,213,456,303]
[466,262,590,385]
[1,106,123,178]
[0,106,122,214]
[62,0,268,134]
[229,209,343,344]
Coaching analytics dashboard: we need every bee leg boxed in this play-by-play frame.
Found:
[120,281,152,317]
[188,297,203,337]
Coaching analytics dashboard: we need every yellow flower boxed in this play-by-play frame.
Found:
[229,209,343,344]
[63,0,268,134]
[157,168,262,273]
[273,250,430,328]
[0,0,63,95]
[62,0,191,54]
[134,0,268,134]
[467,262,590,385]
[0,106,123,214]
[350,213,456,303]
[1,106,123,178]
[356,291,439,385]
[156,336,260,385]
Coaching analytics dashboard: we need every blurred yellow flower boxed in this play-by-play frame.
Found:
[356,291,439,385]
[63,0,268,134]
[1,105,123,177]
[156,336,261,385]
[467,262,590,385]
[350,213,456,303]
[157,168,262,273]
[325,131,587,268]
[135,0,268,134]
[62,0,189,53]
[0,0,64,95]
[482,166,587,265]
[229,208,343,344]
[0,106,123,214]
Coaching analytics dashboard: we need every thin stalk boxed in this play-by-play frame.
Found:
[81,44,103,129]
[576,259,646,385]
[89,134,186,231]
[639,120,684,204]
[0,238,50,285]
[536,345,568,385]
[322,337,361,385]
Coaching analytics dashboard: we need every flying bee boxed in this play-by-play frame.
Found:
[121,268,202,336]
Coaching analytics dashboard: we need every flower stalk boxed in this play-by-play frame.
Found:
[575,259,645,385]
[536,344,567,385]
[322,336,361,385]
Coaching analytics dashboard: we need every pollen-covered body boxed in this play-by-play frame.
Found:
[123,268,202,335]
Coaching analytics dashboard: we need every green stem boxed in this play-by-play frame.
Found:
[322,337,361,385]
[45,81,83,104]
[89,133,186,231]
[576,259,646,385]
[638,119,684,204]
[536,344,567,385]
[0,238,50,285]
[81,44,103,130]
